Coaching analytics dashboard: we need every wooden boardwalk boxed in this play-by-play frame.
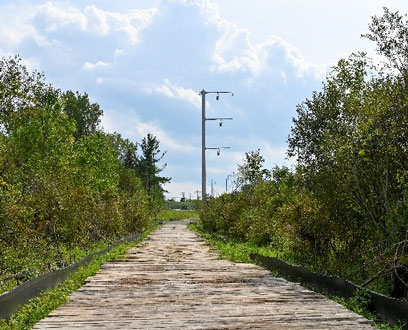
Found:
[34,220,373,329]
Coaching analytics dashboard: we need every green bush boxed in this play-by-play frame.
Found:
[0,56,154,294]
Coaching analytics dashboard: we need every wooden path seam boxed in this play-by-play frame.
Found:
[33,220,374,329]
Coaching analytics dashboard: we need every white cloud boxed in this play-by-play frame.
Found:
[189,0,322,79]
[83,61,110,70]
[211,30,324,79]
[37,1,87,32]
[0,0,324,195]
[81,5,158,44]
[133,120,196,152]
[83,5,110,36]
[207,150,243,168]
[262,143,293,168]
[0,4,48,48]
[146,79,202,109]
[100,110,196,153]
[189,0,262,75]
[212,25,261,75]
[256,36,325,79]
[154,84,174,98]
[114,49,124,56]
[0,0,322,85]
[206,166,230,175]
[0,2,158,50]
[96,77,105,85]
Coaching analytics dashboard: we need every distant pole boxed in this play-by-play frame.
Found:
[226,174,233,194]
[201,89,207,202]
[211,179,214,198]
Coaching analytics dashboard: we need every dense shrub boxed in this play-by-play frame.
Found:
[201,8,408,299]
[0,56,159,294]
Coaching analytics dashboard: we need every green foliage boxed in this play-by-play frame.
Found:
[362,7,408,76]
[164,199,198,210]
[236,149,270,190]
[0,55,56,134]
[112,133,138,170]
[0,56,161,295]
[61,91,103,140]
[333,290,375,323]
[157,209,199,221]
[74,132,120,192]
[287,49,408,291]
[332,290,403,330]
[192,220,401,329]
[189,220,279,264]
[137,133,170,212]
[200,7,408,301]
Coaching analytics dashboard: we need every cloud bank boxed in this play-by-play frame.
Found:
[0,0,323,197]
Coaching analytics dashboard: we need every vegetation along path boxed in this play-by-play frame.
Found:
[34,220,373,329]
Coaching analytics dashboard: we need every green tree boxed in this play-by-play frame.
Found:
[74,132,120,192]
[236,149,270,190]
[199,6,408,299]
[288,41,408,295]
[110,133,138,170]
[362,7,408,76]
[137,133,170,208]
[0,55,59,134]
[0,56,152,293]
[61,91,103,140]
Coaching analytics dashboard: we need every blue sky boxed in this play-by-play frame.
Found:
[1,0,407,199]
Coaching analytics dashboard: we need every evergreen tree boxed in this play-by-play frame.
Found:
[137,133,170,206]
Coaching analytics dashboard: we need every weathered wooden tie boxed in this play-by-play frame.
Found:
[34,220,373,329]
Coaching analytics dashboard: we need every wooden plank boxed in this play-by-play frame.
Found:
[34,220,373,329]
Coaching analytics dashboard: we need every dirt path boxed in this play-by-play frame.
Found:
[34,220,373,329]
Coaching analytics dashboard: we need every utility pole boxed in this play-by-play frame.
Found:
[226,173,234,194]
[194,190,200,200]
[211,179,214,198]
[201,90,206,202]
[200,89,234,203]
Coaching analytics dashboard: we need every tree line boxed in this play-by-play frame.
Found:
[201,8,408,299]
[0,56,169,293]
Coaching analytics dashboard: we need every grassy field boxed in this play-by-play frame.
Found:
[157,209,199,221]
[188,219,279,263]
